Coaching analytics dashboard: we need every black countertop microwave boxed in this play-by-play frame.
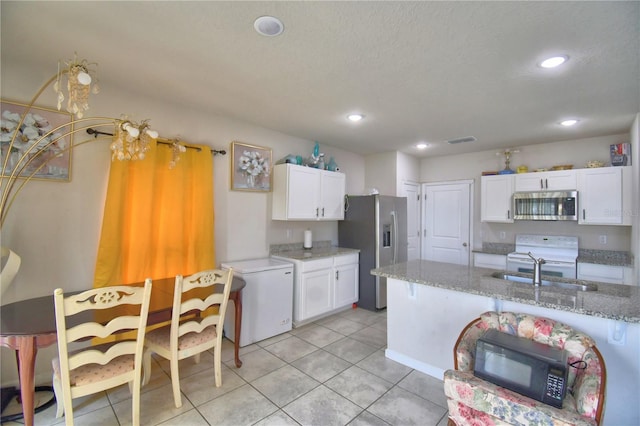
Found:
[474,329,568,408]
[513,190,578,221]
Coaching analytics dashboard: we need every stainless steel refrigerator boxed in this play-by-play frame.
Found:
[338,195,408,311]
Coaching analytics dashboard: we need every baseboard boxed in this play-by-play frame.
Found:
[384,348,446,380]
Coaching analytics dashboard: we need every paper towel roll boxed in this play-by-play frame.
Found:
[304,230,313,249]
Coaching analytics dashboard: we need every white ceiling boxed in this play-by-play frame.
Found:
[1,1,638,158]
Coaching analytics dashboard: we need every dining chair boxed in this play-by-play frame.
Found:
[52,280,152,426]
[143,268,233,408]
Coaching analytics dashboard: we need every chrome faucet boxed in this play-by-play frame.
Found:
[527,252,546,287]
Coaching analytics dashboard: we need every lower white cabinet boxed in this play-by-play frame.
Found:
[473,253,507,270]
[334,255,359,308]
[577,263,633,285]
[274,252,359,326]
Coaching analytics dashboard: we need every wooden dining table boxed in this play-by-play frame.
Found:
[0,276,245,426]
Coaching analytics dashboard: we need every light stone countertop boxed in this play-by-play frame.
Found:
[371,259,640,323]
[271,246,359,261]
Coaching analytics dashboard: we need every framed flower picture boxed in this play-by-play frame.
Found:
[230,141,272,192]
[1,99,73,182]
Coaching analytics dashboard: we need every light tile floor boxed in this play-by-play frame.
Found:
[3,307,449,425]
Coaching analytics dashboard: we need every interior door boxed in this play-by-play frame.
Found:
[422,181,472,265]
[401,181,421,261]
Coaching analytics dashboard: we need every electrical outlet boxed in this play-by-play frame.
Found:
[499,231,506,240]
[599,235,607,244]
[286,229,292,239]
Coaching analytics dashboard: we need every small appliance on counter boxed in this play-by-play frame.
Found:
[303,229,313,249]
[474,329,568,408]
[221,258,293,346]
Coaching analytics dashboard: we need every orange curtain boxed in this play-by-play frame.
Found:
[94,141,215,287]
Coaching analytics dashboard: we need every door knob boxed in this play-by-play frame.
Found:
[462,242,468,247]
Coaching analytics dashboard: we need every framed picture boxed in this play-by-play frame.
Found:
[1,99,73,182]
[230,141,272,192]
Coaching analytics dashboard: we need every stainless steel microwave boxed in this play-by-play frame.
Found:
[474,329,568,408]
[512,190,578,221]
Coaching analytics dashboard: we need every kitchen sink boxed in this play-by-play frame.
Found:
[491,271,598,292]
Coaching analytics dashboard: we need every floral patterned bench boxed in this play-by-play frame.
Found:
[444,311,606,426]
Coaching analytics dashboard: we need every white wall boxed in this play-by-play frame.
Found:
[419,135,634,251]
[396,151,420,195]
[364,151,397,196]
[363,151,420,197]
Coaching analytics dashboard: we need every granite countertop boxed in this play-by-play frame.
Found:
[271,241,359,261]
[577,249,634,267]
[473,243,633,267]
[371,259,640,323]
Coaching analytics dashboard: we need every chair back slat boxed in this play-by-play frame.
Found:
[66,316,145,342]
[179,293,225,315]
[62,286,148,315]
[68,341,137,370]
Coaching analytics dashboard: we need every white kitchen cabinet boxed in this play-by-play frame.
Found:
[333,253,359,308]
[514,169,576,191]
[300,265,334,320]
[473,253,507,270]
[274,252,359,326]
[578,262,633,285]
[272,164,345,221]
[480,174,514,223]
[577,167,630,225]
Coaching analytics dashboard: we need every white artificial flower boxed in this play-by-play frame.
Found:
[2,110,21,122]
[22,113,36,127]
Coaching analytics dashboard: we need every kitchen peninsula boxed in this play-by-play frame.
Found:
[371,260,639,425]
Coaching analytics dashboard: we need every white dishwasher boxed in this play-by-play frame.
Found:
[221,258,294,347]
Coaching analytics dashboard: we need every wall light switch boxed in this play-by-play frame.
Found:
[286,229,292,239]
[599,235,607,244]
[499,231,506,240]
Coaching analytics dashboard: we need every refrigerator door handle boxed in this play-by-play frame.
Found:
[391,210,397,264]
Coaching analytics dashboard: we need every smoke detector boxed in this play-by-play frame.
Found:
[254,16,284,37]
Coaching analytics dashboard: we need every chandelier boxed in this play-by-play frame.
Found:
[54,54,100,119]
[111,118,159,161]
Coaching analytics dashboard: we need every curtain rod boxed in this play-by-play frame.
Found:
[86,128,227,156]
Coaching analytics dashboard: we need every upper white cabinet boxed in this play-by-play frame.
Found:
[577,166,631,225]
[514,169,576,191]
[272,164,346,221]
[481,174,514,223]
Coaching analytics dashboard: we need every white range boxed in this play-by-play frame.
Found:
[507,234,578,279]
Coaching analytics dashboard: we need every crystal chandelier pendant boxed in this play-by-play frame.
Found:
[53,54,99,119]
[110,119,158,161]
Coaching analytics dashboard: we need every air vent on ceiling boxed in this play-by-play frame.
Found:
[447,136,477,144]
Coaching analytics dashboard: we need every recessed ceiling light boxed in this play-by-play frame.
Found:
[254,16,284,37]
[560,119,579,126]
[540,55,568,68]
[416,143,428,149]
[347,114,364,122]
